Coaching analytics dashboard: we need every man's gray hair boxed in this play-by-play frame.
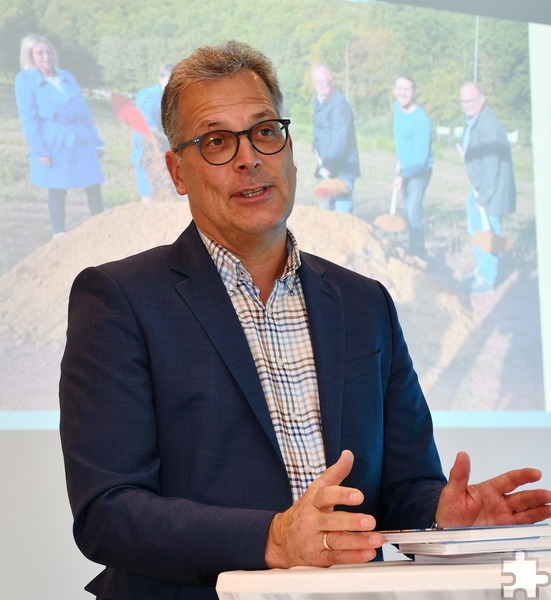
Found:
[161,40,284,148]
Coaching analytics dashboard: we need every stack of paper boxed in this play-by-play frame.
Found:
[380,523,551,562]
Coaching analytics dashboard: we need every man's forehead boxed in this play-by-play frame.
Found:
[312,67,331,81]
[460,85,482,100]
[178,73,277,129]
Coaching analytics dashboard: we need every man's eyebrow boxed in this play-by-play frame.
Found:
[192,119,224,133]
[252,110,276,121]
[196,111,277,133]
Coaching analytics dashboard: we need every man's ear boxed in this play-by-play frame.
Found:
[288,137,297,172]
[165,151,188,196]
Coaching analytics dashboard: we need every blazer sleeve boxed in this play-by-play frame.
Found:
[377,283,446,528]
[59,265,276,585]
[358,281,445,529]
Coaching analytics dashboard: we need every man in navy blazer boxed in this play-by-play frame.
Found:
[60,41,551,600]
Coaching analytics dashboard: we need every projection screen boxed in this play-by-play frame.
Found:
[0,0,550,431]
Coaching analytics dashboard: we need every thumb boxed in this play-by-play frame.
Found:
[312,449,355,491]
[447,451,471,491]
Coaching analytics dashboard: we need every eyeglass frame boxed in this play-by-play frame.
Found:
[171,118,291,165]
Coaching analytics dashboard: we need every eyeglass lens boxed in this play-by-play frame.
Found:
[200,120,288,165]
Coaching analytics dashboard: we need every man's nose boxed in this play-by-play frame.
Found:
[233,135,262,170]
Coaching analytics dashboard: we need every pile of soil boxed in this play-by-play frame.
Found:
[0,201,543,411]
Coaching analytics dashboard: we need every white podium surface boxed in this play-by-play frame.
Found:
[216,557,551,600]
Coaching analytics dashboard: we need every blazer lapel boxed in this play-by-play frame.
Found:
[170,224,284,462]
[299,254,345,468]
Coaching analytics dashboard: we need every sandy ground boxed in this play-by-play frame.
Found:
[0,196,544,412]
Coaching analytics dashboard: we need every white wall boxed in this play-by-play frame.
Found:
[0,431,100,599]
[1,428,551,599]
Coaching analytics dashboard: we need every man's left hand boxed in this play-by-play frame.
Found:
[435,451,551,527]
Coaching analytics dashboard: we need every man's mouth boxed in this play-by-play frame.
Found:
[240,186,267,198]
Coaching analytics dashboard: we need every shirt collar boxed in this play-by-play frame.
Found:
[198,228,301,293]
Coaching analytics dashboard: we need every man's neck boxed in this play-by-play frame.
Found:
[236,238,289,304]
[400,102,417,114]
[199,226,290,304]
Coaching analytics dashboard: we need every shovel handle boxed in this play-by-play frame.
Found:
[389,188,398,216]
[477,204,492,232]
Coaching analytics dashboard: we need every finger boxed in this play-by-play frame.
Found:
[312,483,365,512]
[323,510,377,533]
[306,451,364,512]
[323,530,385,553]
[511,505,551,525]
[487,468,543,495]
[309,450,355,492]
[503,488,551,513]
[325,548,379,566]
[446,451,471,491]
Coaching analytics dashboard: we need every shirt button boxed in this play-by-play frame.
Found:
[304,465,314,474]
[276,357,285,367]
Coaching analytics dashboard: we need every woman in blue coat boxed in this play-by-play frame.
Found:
[15,34,104,236]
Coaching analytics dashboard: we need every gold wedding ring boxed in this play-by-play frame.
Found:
[322,531,334,551]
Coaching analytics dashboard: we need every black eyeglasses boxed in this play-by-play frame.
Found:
[172,118,291,165]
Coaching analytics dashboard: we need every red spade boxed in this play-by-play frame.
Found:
[110,92,152,138]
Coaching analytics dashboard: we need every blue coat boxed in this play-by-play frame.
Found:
[59,222,445,599]
[14,68,104,189]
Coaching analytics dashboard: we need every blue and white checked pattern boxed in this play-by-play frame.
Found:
[199,230,326,501]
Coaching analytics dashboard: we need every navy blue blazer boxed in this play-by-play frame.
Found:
[60,222,445,600]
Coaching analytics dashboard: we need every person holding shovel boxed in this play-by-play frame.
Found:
[311,64,360,213]
[458,82,516,295]
[131,63,173,203]
[392,74,434,259]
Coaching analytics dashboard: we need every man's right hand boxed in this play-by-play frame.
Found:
[264,450,385,568]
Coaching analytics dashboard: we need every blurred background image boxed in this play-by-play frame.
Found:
[0,0,549,421]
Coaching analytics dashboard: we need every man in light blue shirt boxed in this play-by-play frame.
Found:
[392,74,434,258]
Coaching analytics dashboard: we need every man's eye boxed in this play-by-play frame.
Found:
[205,135,225,147]
[258,127,276,138]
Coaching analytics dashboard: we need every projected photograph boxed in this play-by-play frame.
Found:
[0,0,545,424]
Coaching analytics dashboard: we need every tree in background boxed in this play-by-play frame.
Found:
[0,0,531,144]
